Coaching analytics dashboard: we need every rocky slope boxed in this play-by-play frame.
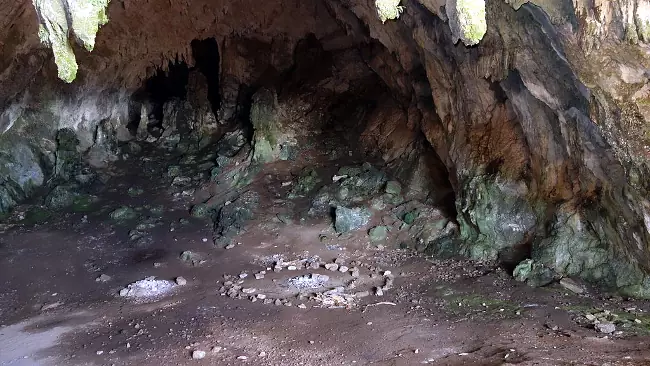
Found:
[0,0,649,297]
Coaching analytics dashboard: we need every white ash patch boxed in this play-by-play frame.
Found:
[119,276,176,301]
[286,274,331,290]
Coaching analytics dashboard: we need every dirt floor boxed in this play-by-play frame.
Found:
[2,138,650,366]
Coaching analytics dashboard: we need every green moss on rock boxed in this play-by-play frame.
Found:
[32,0,110,82]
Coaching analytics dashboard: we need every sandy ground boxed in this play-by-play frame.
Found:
[2,144,650,366]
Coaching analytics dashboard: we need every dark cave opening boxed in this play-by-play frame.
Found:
[191,38,222,114]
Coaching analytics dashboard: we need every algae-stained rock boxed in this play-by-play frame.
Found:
[213,191,258,246]
[457,176,537,260]
[288,168,321,198]
[250,88,298,163]
[167,165,181,178]
[45,185,78,210]
[334,206,371,233]
[190,203,212,218]
[384,180,402,196]
[445,0,487,46]
[369,225,389,242]
[513,259,556,287]
[54,128,82,181]
[110,206,138,221]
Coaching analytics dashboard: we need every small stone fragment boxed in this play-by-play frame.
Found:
[237,355,248,360]
[211,346,222,353]
[239,272,248,279]
[368,226,389,242]
[256,294,267,300]
[375,287,384,296]
[338,266,349,273]
[96,274,111,282]
[255,272,265,280]
[595,322,616,334]
[274,299,283,306]
[192,350,206,359]
[559,277,586,294]
[287,265,298,271]
[324,263,339,271]
[351,267,360,277]
[242,288,256,294]
[298,303,307,309]
[225,243,235,249]
[175,277,187,286]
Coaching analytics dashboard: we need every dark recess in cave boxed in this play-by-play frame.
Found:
[191,37,221,113]
[129,59,190,131]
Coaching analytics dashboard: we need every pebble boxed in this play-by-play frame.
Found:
[239,273,248,279]
[211,346,222,353]
[274,299,283,306]
[309,261,321,270]
[242,288,256,294]
[351,267,360,277]
[237,356,248,360]
[96,274,112,282]
[559,277,586,294]
[338,266,349,273]
[287,265,298,271]
[255,272,265,280]
[334,257,345,265]
[175,277,187,286]
[225,243,235,249]
[297,303,307,309]
[259,351,267,357]
[256,294,267,300]
[202,238,208,242]
[325,263,339,271]
[192,350,206,359]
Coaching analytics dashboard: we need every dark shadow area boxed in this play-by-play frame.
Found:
[191,38,221,113]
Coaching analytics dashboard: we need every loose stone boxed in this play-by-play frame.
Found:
[325,263,339,271]
[192,350,206,359]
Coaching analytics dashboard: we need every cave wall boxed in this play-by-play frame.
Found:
[1,0,650,296]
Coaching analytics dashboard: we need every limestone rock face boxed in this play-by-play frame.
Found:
[0,0,649,296]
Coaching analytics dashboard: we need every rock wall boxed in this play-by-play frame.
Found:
[1,0,650,296]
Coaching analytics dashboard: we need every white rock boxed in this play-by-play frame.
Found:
[595,322,616,334]
[96,274,112,282]
[324,263,339,271]
[287,265,298,271]
[338,266,349,273]
[175,277,187,286]
[242,288,256,294]
[192,350,206,359]
[237,355,248,360]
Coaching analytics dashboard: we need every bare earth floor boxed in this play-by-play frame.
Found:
[2,146,650,366]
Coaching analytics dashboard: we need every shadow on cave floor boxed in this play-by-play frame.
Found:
[2,129,650,366]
